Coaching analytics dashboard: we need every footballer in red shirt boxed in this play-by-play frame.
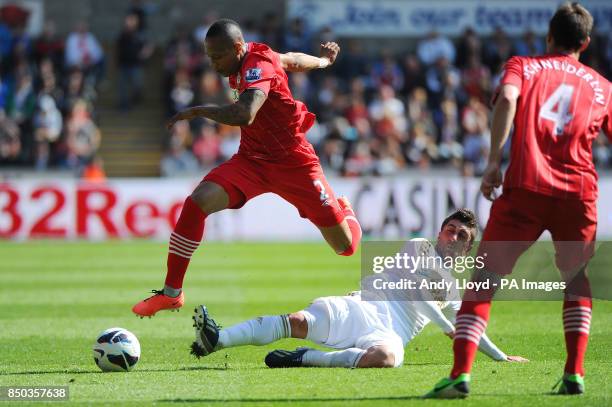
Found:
[427,3,611,398]
[132,20,361,317]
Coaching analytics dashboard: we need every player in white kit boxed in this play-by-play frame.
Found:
[190,209,528,368]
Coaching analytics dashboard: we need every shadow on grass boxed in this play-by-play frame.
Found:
[160,393,570,403]
[0,366,227,376]
[158,396,424,403]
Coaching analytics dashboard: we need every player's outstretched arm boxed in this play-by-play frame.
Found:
[279,42,340,72]
[166,89,267,129]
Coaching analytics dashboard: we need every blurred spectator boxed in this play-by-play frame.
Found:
[65,99,101,169]
[128,0,152,33]
[218,125,240,160]
[81,155,107,181]
[33,94,62,169]
[461,55,491,102]
[195,69,227,106]
[192,123,221,168]
[259,12,283,50]
[368,85,407,134]
[345,140,374,176]
[425,57,462,108]
[483,27,514,72]
[161,121,198,176]
[417,31,456,66]
[63,69,96,115]
[401,54,426,96]
[0,20,11,59]
[164,27,200,104]
[34,20,64,69]
[406,122,438,168]
[455,27,482,69]
[116,13,154,111]
[6,69,36,161]
[37,60,64,105]
[344,79,369,125]
[514,30,545,56]
[169,69,194,116]
[9,24,33,65]
[64,21,105,86]
[406,87,436,137]
[0,109,20,163]
[438,98,462,162]
[335,39,370,80]
[370,50,404,92]
[241,18,262,43]
[283,17,311,53]
[461,97,490,175]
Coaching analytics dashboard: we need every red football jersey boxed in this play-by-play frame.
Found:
[228,42,316,161]
[499,54,612,200]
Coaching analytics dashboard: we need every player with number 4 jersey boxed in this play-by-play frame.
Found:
[426,3,611,399]
[497,44,611,200]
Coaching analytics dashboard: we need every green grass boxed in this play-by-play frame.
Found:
[0,241,610,406]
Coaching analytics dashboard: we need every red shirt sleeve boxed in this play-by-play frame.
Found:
[500,56,523,88]
[239,53,275,96]
[491,56,523,107]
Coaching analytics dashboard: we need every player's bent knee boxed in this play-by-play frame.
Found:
[190,182,229,214]
[288,312,308,339]
[358,346,396,368]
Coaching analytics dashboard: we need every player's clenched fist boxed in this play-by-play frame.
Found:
[320,42,340,65]
[480,162,502,201]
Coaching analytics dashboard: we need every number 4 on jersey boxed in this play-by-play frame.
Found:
[539,84,574,136]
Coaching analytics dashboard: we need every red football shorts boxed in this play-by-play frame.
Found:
[202,145,344,228]
[478,188,597,276]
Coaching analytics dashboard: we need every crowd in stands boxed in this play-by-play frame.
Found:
[160,14,612,177]
[0,6,105,175]
[1,6,610,178]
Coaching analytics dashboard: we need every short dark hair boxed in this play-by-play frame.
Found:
[205,18,243,43]
[441,208,478,243]
[549,2,593,51]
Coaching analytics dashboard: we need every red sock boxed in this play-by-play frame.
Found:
[164,197,207,289]
[451,298,492,378]
[563,299,591,376]
[340,207,361,256]
[563,270,592,376]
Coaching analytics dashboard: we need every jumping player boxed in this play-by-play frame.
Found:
[426,3,611,398]
[190,209,527,369]
[132,20,361,317]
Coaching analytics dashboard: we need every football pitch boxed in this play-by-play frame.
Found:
[1,241,610,406]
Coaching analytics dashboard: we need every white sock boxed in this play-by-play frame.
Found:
[217,315,291,348]
[301,348,366,368]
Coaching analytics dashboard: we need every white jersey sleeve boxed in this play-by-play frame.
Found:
[413,301,455,334]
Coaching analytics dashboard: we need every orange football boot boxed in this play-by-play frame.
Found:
[132,290,184,317]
